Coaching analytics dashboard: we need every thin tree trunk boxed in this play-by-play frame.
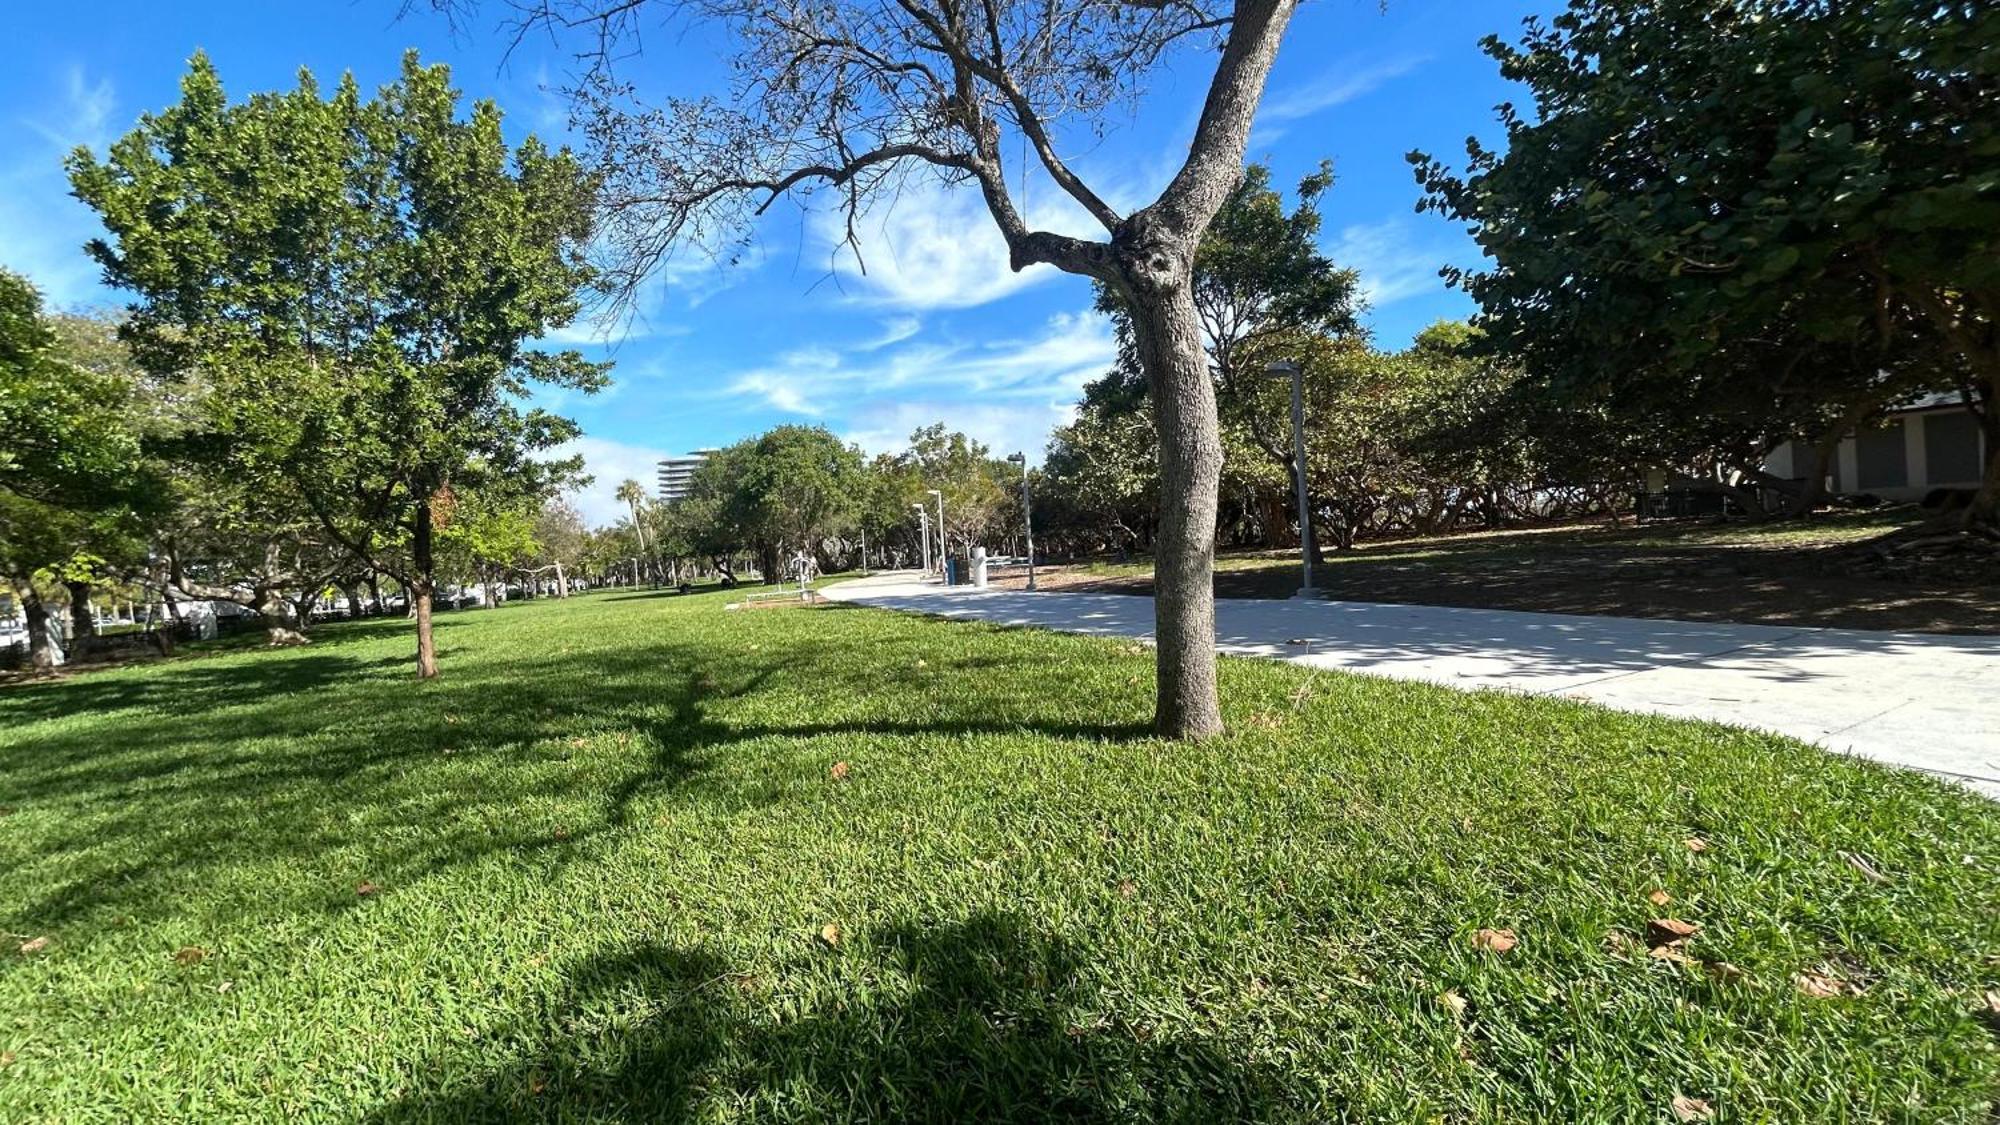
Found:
[554,560,569,598]
[414,498,440,679]
[1966,376,2000,529]
[1130,279,1224,739]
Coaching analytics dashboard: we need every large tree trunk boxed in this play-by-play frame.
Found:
[13,580,57,672]
[63,579,96,657]
[413,498,440,679]
[257,587,309,646]
[1128,276,1224,740]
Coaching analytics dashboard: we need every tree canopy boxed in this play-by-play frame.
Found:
[1413,0,2000,521]
[71,51,608,673]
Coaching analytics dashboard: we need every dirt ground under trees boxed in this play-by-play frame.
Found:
[989,511,2000,634]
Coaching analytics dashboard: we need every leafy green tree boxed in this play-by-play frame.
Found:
[1413,0,1999,525]
[900,425,1008,561]
[0,276,157,667]
[72,52,606,676]
[530,496,589,596]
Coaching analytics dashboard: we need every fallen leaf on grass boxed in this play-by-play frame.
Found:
[1116,879,1138,899]
[1647,888,1673,907]
[1243,711,1284,731]
[1683,837,1709,853]
[1705,961,1748,985]
[1646,918,1702,948]
[444,714,460,725]
[829,761,851,781]
[0,1051,13,1067]
[913,658,927,669]
[552,826,570,841]
[216,980,233,993]
[0,805,15,816]
[1671,1094,1715,1121]
[819,922,842,948]
[528,1074,548,1095]
[567,737,588,749]
[1839,851,1889,884]
[173,947,206,966]
[355,882,381,897]
[17,937,49,955]
[1795,971,1850,998]
[1438,989,1468,1018]
[1473,928,1517,954]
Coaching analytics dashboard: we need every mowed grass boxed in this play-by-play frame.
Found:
[2,587,1998,1122]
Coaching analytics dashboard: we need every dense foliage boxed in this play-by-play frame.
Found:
[1413,0,2000,521]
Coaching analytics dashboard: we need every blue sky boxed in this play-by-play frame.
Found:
[4,0,1554,525]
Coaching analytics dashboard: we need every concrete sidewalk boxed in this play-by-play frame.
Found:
[825,572,2000,797]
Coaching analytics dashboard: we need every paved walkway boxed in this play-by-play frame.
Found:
[825,572,2000,797]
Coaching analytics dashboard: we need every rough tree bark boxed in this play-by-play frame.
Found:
[256,586,309,646]
[1125,270,1225,736]
[12,580,56,672]
[63,580,96,658]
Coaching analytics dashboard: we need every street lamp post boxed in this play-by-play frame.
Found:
[1266,359,1314,597]
[911,503,931,576]
[926,488,946,582]
[1005,452,1037,591]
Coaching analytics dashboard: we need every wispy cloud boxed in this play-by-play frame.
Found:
[1260,55,1431,125]
[711,310,1116,458]
[1327,213,1476,324]
[2,65,122,307]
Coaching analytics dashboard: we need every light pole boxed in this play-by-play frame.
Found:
[1266,358,1314,597]
[926,488,946,582]
[911,503,931,576]
[1005,452,1037,591]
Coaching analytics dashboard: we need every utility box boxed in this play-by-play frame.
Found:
[971,547,989,588]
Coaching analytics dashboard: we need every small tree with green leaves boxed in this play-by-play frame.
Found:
[73,52,606,676]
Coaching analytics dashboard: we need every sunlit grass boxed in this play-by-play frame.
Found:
[2,585,1996,1121]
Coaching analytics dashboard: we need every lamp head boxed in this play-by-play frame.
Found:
[1265,359,1302,378]
[1005,452,1025,464]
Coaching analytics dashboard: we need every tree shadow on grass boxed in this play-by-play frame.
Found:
[0,616,1153,938]
[368,910,1292,1123]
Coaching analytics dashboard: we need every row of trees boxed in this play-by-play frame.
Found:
[608,423,1030,586]
[3,53,606,675]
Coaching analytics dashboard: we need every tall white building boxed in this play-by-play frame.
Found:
[656,450,716,502]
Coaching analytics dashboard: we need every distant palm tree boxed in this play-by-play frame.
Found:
[615,478,653,583]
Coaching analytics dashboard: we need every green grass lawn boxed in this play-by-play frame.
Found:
[4,588,1998,1121]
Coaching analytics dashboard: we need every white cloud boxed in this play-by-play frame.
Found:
[1329,215,1461,311]
[858,316,922,351]
[841,399,1079,465]
[689,309,1115,464]
[545,435,677,527]
[803,176,1107,311]
[1258,55,1431,127]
